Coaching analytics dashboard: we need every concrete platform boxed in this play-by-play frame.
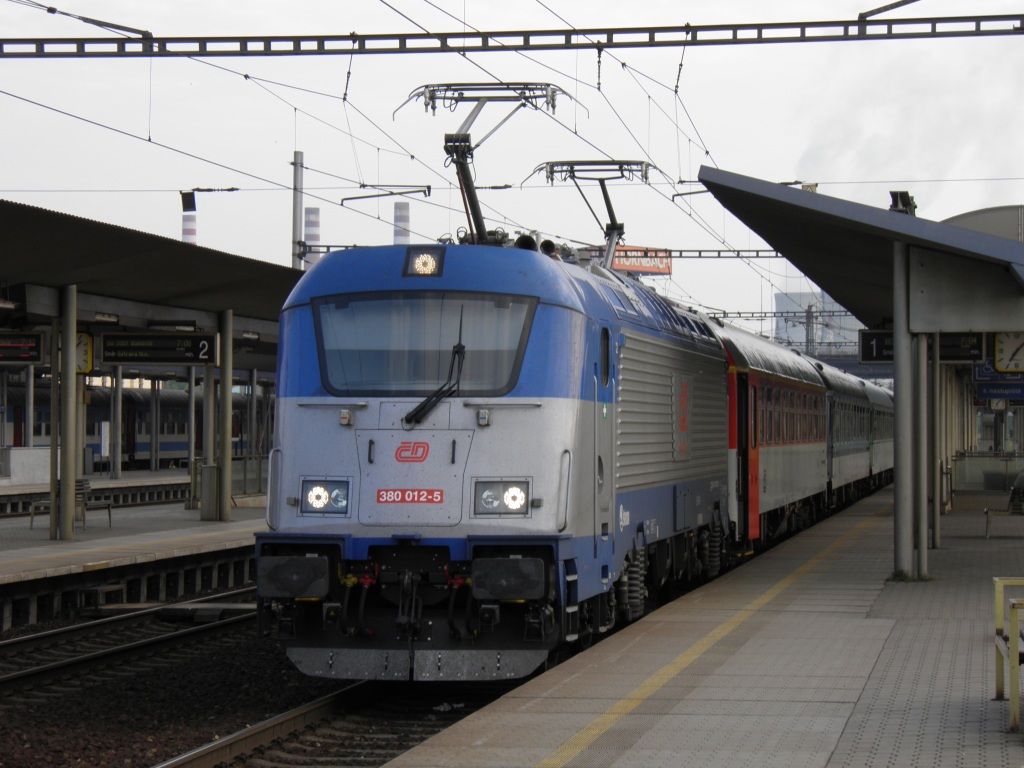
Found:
[0,501,265,586]
[0,468,193,515]
[385,488,1024,768]
[0,468,190,496]
[0,499,266,631]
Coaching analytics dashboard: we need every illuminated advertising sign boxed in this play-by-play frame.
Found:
[609,247,672,275]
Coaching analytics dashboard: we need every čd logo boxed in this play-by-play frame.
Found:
[395,441,429,462]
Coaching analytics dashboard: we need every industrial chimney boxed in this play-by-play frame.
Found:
[394,201,410,245]
[304,207,320,268]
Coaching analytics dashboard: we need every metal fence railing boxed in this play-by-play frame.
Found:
[232,455,268,496]
[952,452,1024,493]
[189,455,268,503]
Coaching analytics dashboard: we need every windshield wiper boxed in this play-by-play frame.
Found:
[404,308,465,426]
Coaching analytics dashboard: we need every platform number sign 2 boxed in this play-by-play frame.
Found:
[673,375,691,461]
[100,333,220,366]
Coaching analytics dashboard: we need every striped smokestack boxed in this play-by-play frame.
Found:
[303,207,320,268]
[393,201,410,245]
[181,213,197,244]
[180,190,197,244]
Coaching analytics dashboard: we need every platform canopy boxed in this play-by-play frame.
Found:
[0,198,304,374]
[698,166,1024,331]
[0,198,298,322]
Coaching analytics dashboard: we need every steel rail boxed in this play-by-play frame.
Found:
[0,14,1020,58]
[151,684,364,768]
[0,586,255,654]
[0,611,254,693]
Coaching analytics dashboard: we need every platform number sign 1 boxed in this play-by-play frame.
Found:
[859,330,893,363]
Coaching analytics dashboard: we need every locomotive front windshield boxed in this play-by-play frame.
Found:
[314,292,536,395]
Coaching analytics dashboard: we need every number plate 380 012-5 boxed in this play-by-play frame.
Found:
[376,489,445,504]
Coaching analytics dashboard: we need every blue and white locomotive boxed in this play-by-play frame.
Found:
[256,241,734,680]
[255,105,892,681]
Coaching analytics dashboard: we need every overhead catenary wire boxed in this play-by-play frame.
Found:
[14,0,537,242]
[525,3,822,308]
[186,55,537,237]
[524,3,830,305]
[5,3,820,308]
[0,86,442,243]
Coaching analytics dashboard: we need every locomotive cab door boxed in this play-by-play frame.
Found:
[593,327,615,555]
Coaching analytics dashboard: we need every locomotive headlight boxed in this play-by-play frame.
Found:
[503,486,526,510]
[301,479,350,514]
[307,485,329,510]
[474,480,530,515]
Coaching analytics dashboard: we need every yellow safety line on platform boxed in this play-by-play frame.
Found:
[534,515,879,768]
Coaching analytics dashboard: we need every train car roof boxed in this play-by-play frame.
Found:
[808,357,871,402]
[863,381,894,409]
[707,319,824,387]
[284,244,586,313]
[286,243,725,353]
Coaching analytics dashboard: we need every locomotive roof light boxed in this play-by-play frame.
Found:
[413,252,438,275]
[403,246,445,277]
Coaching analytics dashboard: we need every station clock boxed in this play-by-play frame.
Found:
[994,331,1024,372]
[75,332,93,374]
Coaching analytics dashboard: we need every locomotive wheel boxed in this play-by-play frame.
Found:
[707,522,722,579]
[577,600,595,650]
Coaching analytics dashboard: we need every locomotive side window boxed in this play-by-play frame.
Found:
[313,292,537,397]
[600,328,610,387]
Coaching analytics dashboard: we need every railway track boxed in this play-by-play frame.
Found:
[0,588,256,696]
[154,679,513,768]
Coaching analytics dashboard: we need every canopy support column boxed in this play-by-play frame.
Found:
[59,285,77,541]
[218,310,233,521]
[893,241,913,578]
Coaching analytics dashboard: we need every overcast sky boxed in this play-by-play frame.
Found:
[1,0,1021,332]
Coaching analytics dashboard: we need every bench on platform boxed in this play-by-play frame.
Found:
[29,479,111,529]
[985,476,1024,538]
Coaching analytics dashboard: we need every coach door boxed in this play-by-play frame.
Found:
[747,382,761,542]
[736,375,749,541]
[594,327,615,555]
